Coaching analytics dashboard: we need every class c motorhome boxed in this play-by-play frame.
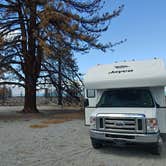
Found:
[84,58,166,154]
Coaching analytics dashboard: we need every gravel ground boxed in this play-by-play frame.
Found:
[0,107,166,166]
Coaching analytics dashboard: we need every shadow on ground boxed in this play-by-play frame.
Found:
[97,141,166,159]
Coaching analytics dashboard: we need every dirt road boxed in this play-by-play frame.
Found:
[0,107,165,166]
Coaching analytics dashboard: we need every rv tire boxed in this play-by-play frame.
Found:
[91,138,103,149]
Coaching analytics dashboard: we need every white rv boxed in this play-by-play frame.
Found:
[84,58,166,154]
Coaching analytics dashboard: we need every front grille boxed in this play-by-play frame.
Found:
[98,115,145,134]
[104,117,136,133]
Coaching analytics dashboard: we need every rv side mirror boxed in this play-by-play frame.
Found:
[84,99,89,107]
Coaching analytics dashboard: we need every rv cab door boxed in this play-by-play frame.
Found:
[157,108,166,134]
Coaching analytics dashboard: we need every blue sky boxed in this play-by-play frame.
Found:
[76,0,166,73]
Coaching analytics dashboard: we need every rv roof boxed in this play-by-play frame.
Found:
[84,59,166,89]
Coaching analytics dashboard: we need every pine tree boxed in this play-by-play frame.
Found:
[0,0,124,112]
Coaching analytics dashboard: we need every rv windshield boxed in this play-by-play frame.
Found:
[97,89,155,107]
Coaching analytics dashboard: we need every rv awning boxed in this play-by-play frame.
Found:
[84,59,166,89]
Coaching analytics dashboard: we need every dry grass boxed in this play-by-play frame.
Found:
[29,124,48,128]
[30,111,84,128]
[41,119,71,124]
[53,112,83,119]
[41,112,83,125]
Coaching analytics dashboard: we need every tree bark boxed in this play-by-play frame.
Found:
[58,56,63,105]
[22,80,38,113]
[21,2,39,113]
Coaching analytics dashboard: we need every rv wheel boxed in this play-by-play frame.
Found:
[91,138,103,149]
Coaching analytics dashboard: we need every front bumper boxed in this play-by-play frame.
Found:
[90,130,160,143]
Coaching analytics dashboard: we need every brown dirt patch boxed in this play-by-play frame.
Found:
[29,111,84,128]
[40,112,83,125]
[41,119,70,124]
[29,124,48,128]
[53,112,84,119]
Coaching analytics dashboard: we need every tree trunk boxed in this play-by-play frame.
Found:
[22,3,39,113]
[58,56,63,105]
[22,80,38,113]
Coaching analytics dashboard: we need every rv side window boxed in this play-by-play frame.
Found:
[86,89,95,98]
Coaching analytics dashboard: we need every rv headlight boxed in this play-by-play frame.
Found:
[146,118,159,133]
[90,116,96,129]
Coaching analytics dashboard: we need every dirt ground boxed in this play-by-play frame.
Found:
[0,106,166,166]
